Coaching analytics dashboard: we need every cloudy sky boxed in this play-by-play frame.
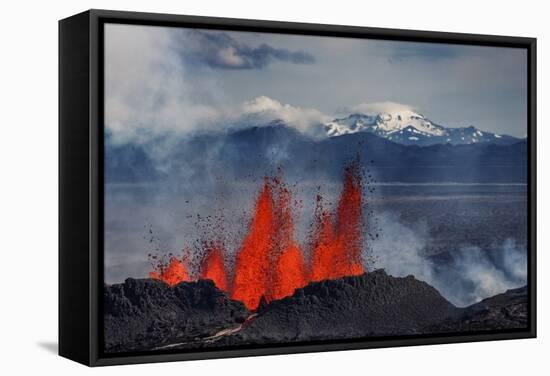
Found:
[105,23,528,143]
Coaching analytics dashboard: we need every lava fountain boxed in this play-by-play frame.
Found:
[310,158,364,281]
[265,175,307,303]
[149,256,190,287]
[199,244,229,292]
[230,180,275,310]
[149,159,367,310]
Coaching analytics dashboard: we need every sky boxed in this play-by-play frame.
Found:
[105,23,528,141]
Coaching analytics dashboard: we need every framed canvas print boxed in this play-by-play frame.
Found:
[59,9,536,366]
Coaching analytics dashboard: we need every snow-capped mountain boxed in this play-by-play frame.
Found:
[324,111,519,146]
[106,122,528,184]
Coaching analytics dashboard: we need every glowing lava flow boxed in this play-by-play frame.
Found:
[269,244,307,302]
[309,209,337,282]
[230,174,308,309]
[265,177,307,303]
[309,160,364,281]
[149,159,366,311]
[199,244,229,292]
[149,257,190,287]
[327,159,365,278]
[230,180,275,310]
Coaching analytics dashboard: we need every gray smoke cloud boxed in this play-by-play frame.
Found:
[179,30,316,69]
[370,212,527,307]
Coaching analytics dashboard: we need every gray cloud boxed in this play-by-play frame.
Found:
[176,30,315,69]
[387,42,462,62]
[105,23,527,143]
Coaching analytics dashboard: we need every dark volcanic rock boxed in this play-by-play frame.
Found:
[425,286,528,332]
[103,273,528,352]
[103,278,249,353]
[218,270,460,345]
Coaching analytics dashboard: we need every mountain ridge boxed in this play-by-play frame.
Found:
[324,111,521,146]
[105,123,527,184]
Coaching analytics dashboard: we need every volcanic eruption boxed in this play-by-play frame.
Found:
[232,172,308,309]
[310,159,364,281]
[149,256,190,287]
[149,159,366,310]
[200,244,229,292]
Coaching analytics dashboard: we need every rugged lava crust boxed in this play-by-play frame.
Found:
[103,270,527,353]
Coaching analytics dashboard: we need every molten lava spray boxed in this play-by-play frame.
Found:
[269,244,307,301]
[231,180,275,310]
[267,177,307,302]
[310,159,364,281]
[199,244,229,292]
[231,174,307,310]
[149,256,190,286]
[310,209,336,282]
[332,159,365,277]
[149,159,366,310]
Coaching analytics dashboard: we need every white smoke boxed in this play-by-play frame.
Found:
[105,24,330,148]
[370,212,527,307]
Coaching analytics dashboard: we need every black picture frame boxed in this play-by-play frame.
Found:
[59,9,537,367]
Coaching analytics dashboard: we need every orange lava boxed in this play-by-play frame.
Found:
[148,159,366,310]
[230,180,275,310]
[310,209,337,282]
[231,173,307,310]
[310,159,364,281]
[332,159,365,278]
[267,178,307,302]
[149,256,190,286]
[269,244,307,301]
[199,244,229,292]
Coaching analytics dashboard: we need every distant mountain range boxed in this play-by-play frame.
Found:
[324,110,521,146]
[106,121,527,184]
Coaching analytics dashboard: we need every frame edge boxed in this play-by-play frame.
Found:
[62,8,537,366]
[59,10,93,366]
